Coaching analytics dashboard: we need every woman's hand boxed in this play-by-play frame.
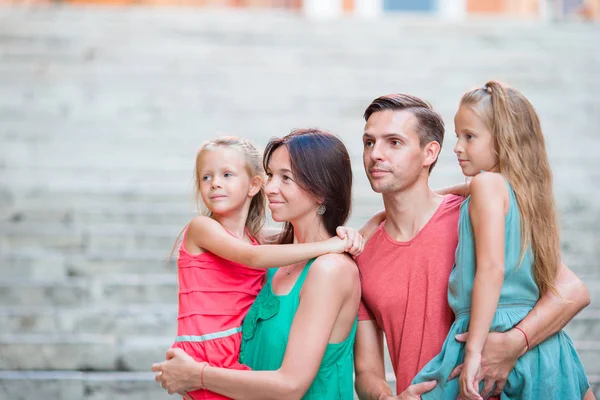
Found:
[152,348,205,395]
[335,226,365,256]
[459,351,483,400]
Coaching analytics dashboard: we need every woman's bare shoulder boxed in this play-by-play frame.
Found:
[307,253,359,289]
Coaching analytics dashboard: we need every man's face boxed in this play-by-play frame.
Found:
[362,110,427,194]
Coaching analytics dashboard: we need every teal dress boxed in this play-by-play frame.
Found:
[413,179,590,399]
[239,259,357,399]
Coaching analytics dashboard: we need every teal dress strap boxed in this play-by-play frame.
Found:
[289,258,316,296]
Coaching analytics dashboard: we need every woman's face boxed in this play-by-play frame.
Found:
[265,145,320,223]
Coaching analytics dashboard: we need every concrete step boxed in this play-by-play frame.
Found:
[2,194,599,231]
[0,15,597,74]
[1,275,597,309]
[0,303,595,346]
[0,251,177,279]
[0,305,176,336]
[0,251,67,281]
[1,195,383,225]
[587,281,600,308]
[1,220,598,265]
[1,330,599,375]
[0,334,118,371]
[0,223,182,254]
[0,203,194,227]
[2,161,600,190]
[0,334,172,371]
[0,371,596,400]
[0,274,177,307]
[565,310,600,339]
[0,371,172,400]
[574,341,600,376]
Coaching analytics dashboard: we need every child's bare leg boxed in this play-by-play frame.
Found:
[584,388,597,400]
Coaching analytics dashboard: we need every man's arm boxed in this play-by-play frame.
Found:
[452,262,591,396]
[354,320,393,400]
[434,182,470,197]
[358,210,386,243]
[515,262,590,349]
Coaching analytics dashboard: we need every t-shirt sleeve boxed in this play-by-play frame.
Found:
[358,298,376,321]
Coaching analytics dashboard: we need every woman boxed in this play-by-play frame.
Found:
[153,128,362,400]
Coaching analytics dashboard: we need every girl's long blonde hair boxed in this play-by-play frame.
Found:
[195,136,266,238]
[461,81,559,295]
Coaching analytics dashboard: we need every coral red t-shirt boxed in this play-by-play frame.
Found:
[357,195,463,394]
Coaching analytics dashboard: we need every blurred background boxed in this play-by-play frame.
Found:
[0,0,598,399]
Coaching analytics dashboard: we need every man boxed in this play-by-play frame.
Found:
[354,94,591,399]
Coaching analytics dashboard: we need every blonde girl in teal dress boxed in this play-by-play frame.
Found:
[412,81,594,400]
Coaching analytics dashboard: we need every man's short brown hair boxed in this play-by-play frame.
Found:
[364,94,445,172]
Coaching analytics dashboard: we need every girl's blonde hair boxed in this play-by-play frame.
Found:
[195,136,266,239]
[461,81,559,295]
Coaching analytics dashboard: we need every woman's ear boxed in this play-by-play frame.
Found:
[315,194,325,206]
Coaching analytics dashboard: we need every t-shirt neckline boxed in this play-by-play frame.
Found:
[379,195,449,247]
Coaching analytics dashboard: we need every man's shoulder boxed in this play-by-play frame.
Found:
[356,225,388,265]
[443,194,465,210]
[428,194,463,225]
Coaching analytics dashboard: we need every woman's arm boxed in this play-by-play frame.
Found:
[154,255,359,399]
[460,173,508,400]
[187,216,347,269]
[202,254,359,400]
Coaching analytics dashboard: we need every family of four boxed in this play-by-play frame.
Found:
[153,81,594,400]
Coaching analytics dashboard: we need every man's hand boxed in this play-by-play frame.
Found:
[152,348,204,395]
[378,380,437,400]
[449,330,525,396]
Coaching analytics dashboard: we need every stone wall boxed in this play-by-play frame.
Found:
[0,6,598,398]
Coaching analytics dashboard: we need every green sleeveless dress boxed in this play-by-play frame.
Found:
[239,258,357,399]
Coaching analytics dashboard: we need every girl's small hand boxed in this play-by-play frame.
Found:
[459,352,483,400]
[336,226,365,257]
[326,236,347,254]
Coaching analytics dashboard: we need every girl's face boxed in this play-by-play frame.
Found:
[265,145,320,224]
[453,105,499,177]
[198,147,259,216]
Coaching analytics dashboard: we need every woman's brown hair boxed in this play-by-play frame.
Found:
[263,129,353,244]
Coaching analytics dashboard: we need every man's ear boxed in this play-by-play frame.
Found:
[423,140,441,170]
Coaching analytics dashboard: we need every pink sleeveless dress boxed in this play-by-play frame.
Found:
[172,228,266,400]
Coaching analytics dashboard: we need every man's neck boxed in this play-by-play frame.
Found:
[382,183,444,242]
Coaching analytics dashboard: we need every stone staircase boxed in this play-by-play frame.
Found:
[0,5,599,399]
